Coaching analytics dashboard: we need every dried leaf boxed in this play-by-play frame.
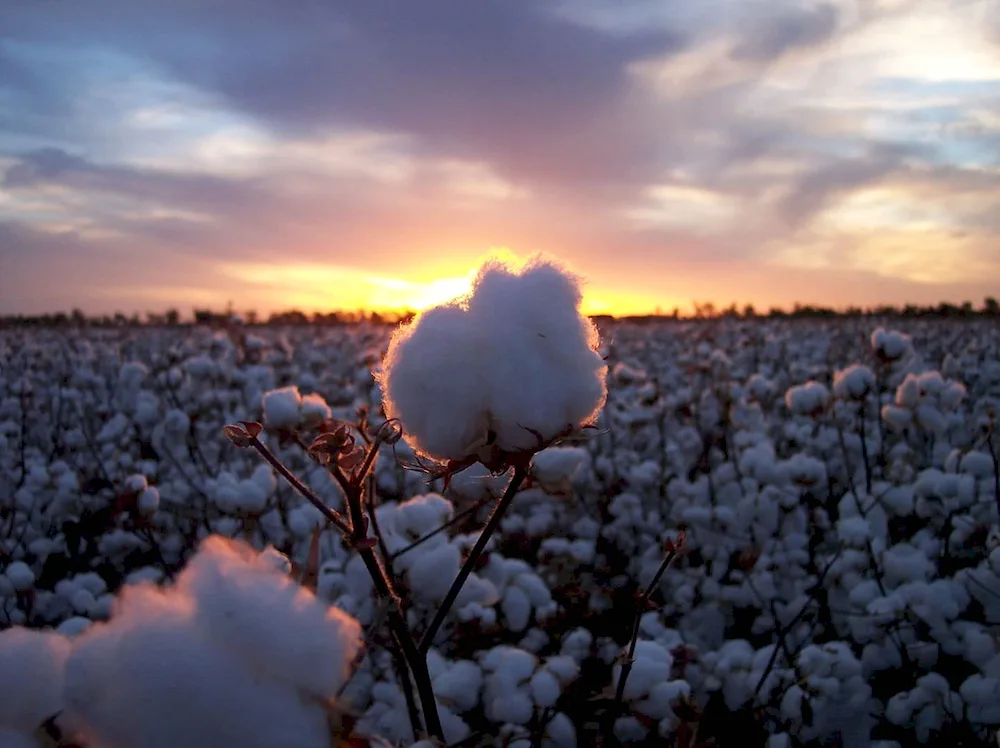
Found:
[222,424,252,448]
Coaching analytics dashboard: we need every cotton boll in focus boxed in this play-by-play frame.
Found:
[0,627,70,733]
[378,256,607,464]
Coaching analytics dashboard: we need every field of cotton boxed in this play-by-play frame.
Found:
[1,316,999,748]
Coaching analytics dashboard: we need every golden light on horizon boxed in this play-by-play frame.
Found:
[213,249,691,318]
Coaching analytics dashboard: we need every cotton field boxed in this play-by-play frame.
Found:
[1,313,999,747]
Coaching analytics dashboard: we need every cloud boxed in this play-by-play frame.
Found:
[0,0,998,315]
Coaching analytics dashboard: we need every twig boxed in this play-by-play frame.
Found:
[419,466,528,654]
[250,437,352,536]
[614,536,684,708]
[389,493,497,562]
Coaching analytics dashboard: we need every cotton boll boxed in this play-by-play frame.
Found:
[408,542,462,603]
[433,659,483,713]
[4,562,35,592]
[299,393,332,427]
[871,328,912,363]
[530,669,561,708]
[833,365,876,401]
[0,627,70,733]
[531,446,590,491]
[785,382,830,416]
[262,386,303,429]
[378,305,489,461]
[502,586,533,633]
[64,585,331,748]
[56,617,94,637]
[544,712,576,748]
[137,486,160,516]
[378,257,607,463]
[179,536,363,700]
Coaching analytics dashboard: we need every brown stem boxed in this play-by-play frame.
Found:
[250,438,352,535]
[614,541,682,708]
[339,465,445,741]
[419,466,528,654]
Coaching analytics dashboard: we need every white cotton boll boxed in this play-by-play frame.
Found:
[378,257,607,463]
[882,405,912,430]
[433,660,483,713]
[785,381,830,417]
[408,543,461,603]
[299,393,332,427]
[262,386,303,429]
[57,617,94,637]
[137,486,160,516]
[959,451,994,478]
[544,712,576,747]
[490,691,535,725]
[530,670,561,708]
[4,562,35,592]
[614,716,648,743]
[940,381,966,410]
[0,627,70,733]
[833,365,876,401]
[915,404,945,433]
[531,446,591,491]
[378,305,488,461]
[502,586,533,632]
[871,328,911,363]
[615,641,673,703]
[895,375,921,409]
[64,586,331,748]
[837,516,870,546]
[179,536,363,700]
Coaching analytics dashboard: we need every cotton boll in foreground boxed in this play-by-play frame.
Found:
[378,256,607,464]
[64,535,363,748]
[179,536,363,700]
[64,584,332,748]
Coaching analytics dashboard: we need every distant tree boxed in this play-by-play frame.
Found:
[742,304,756,318]
[165,308,180,326]
[246,310,258,325]
[984,297,999,316]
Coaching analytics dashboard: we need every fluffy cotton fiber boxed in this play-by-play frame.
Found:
[0,628,70,733]
[378,257,608,463]
[62,535,363,748]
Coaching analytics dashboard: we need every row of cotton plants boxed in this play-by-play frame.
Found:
[1,265,999,746]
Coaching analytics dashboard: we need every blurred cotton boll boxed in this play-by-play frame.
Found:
[61,535,363,748]
[377,256,608,464]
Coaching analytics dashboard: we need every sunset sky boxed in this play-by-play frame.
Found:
[1,0,998,317]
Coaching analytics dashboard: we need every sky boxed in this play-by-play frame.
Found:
[0,0,998,317]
